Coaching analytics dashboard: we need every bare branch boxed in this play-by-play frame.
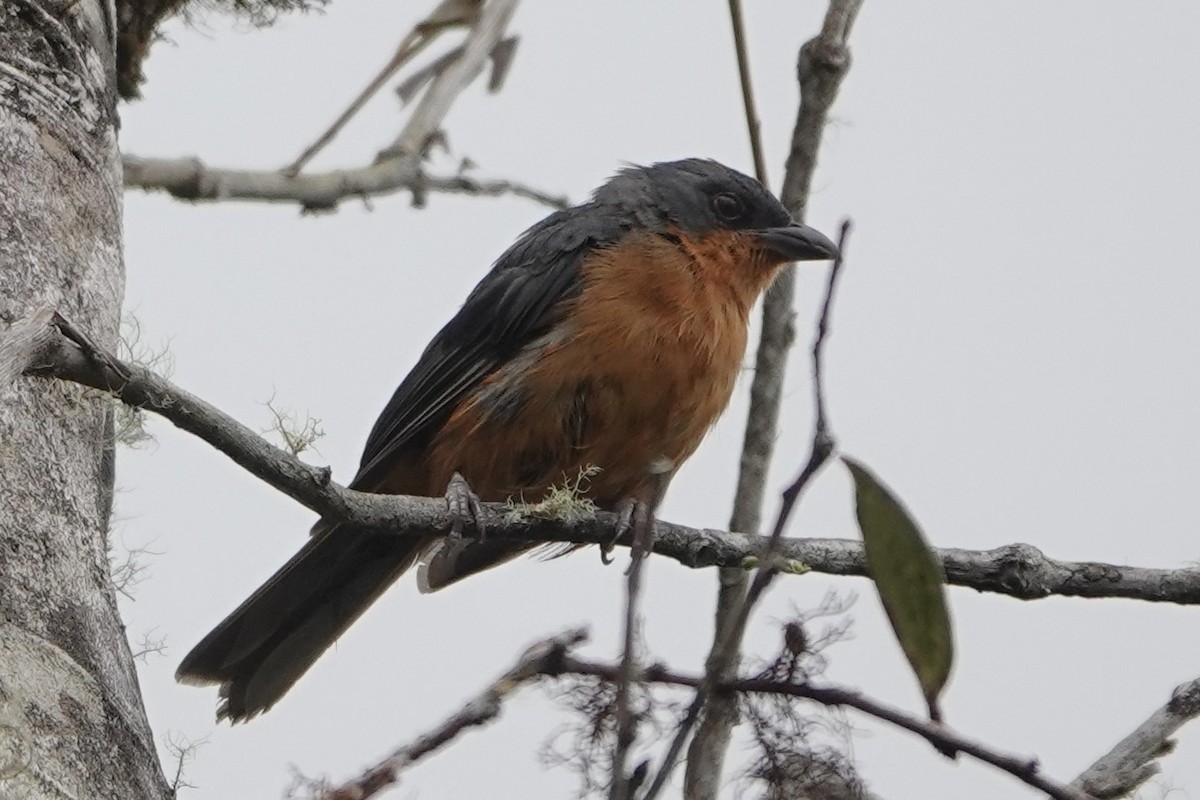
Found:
[121,156,568,212]
[609,521,647,800]
[730,0,861,554]
[0,307,58,387]
[322,627,588,800]
[752,219,849,562]
[683,568,750,799]
[282,0,475,175]
[1073,676,1200,799]
[738,610,871,800]
[107,536,162,600]
[416,170,569,209]
[610,467,669,800]
[559,657,1096,800]
[130,628,168,663]
[692,1,863,794]
[5,309,1200,608]
[163,731,208,794]
[120,0,555,214]
[0,307,1186,797]
[683,5,774,791]
[727,0,768,187]
[376,0,517,162]
[661,219,851,800]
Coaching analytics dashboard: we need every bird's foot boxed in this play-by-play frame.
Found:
[601,497,649,565]
[445,471,484,541]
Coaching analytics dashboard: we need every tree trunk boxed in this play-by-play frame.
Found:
[0,2,168,797]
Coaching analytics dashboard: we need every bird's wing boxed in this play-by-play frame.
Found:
[350,205,628,489]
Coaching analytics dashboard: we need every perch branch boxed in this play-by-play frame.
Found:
[2,310,1198,607]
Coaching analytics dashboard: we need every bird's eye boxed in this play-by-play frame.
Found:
[712,192,745,222]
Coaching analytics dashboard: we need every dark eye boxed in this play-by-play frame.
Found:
[712,192,745,222]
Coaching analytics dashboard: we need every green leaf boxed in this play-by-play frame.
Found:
[843,456,953,721]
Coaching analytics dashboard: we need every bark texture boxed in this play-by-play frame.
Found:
[0,1,168,797]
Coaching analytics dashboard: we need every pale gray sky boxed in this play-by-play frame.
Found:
[116,2,1200,798]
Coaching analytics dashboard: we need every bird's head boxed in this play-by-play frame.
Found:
[593,158,839,267]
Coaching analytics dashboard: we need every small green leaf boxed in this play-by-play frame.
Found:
[843,456,953,721]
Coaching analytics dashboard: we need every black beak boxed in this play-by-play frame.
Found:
[752,223,839,262]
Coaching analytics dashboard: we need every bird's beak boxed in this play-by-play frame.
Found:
[752,223,839,262]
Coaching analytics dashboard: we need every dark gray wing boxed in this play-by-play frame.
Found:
[351,203,629,489]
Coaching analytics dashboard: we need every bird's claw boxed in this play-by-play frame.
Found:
[445,471,484,541]
[600,497,646,565]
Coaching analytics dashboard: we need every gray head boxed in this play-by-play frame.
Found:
[592,158,838,262]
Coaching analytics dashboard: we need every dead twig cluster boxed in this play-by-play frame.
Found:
[123,0,569,213]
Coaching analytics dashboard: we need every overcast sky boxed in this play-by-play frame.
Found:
[115,2,1200,798]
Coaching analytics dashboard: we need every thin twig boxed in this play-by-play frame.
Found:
[729,0,860,557]
[687,3,862,794]
[8,311,1200,604]
[121,155,569,211]
[754,219,850,567]
[560,657,1096,800]
[609,467,668,800]
[682,568,748,800]
[727,0,767,186]
[681,222,850,768]
[646,221,851,800]
[379,0,519,162]
[323,627,588,800]
[1072,676,1200,799]
[284,0,499,175]
[684,6,772,795]
[124,0,525,213]
[284,29,433,176]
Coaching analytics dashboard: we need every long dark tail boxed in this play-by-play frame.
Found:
[176,526,426,722]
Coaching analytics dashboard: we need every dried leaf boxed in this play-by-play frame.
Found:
[395,48,461,105]
[487,36,520,92]
[415,0,482,35]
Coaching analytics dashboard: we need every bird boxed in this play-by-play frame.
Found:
[176,158,839,721]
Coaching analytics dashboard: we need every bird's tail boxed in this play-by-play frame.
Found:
[176,525,427,722]
[415,538,537,592]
